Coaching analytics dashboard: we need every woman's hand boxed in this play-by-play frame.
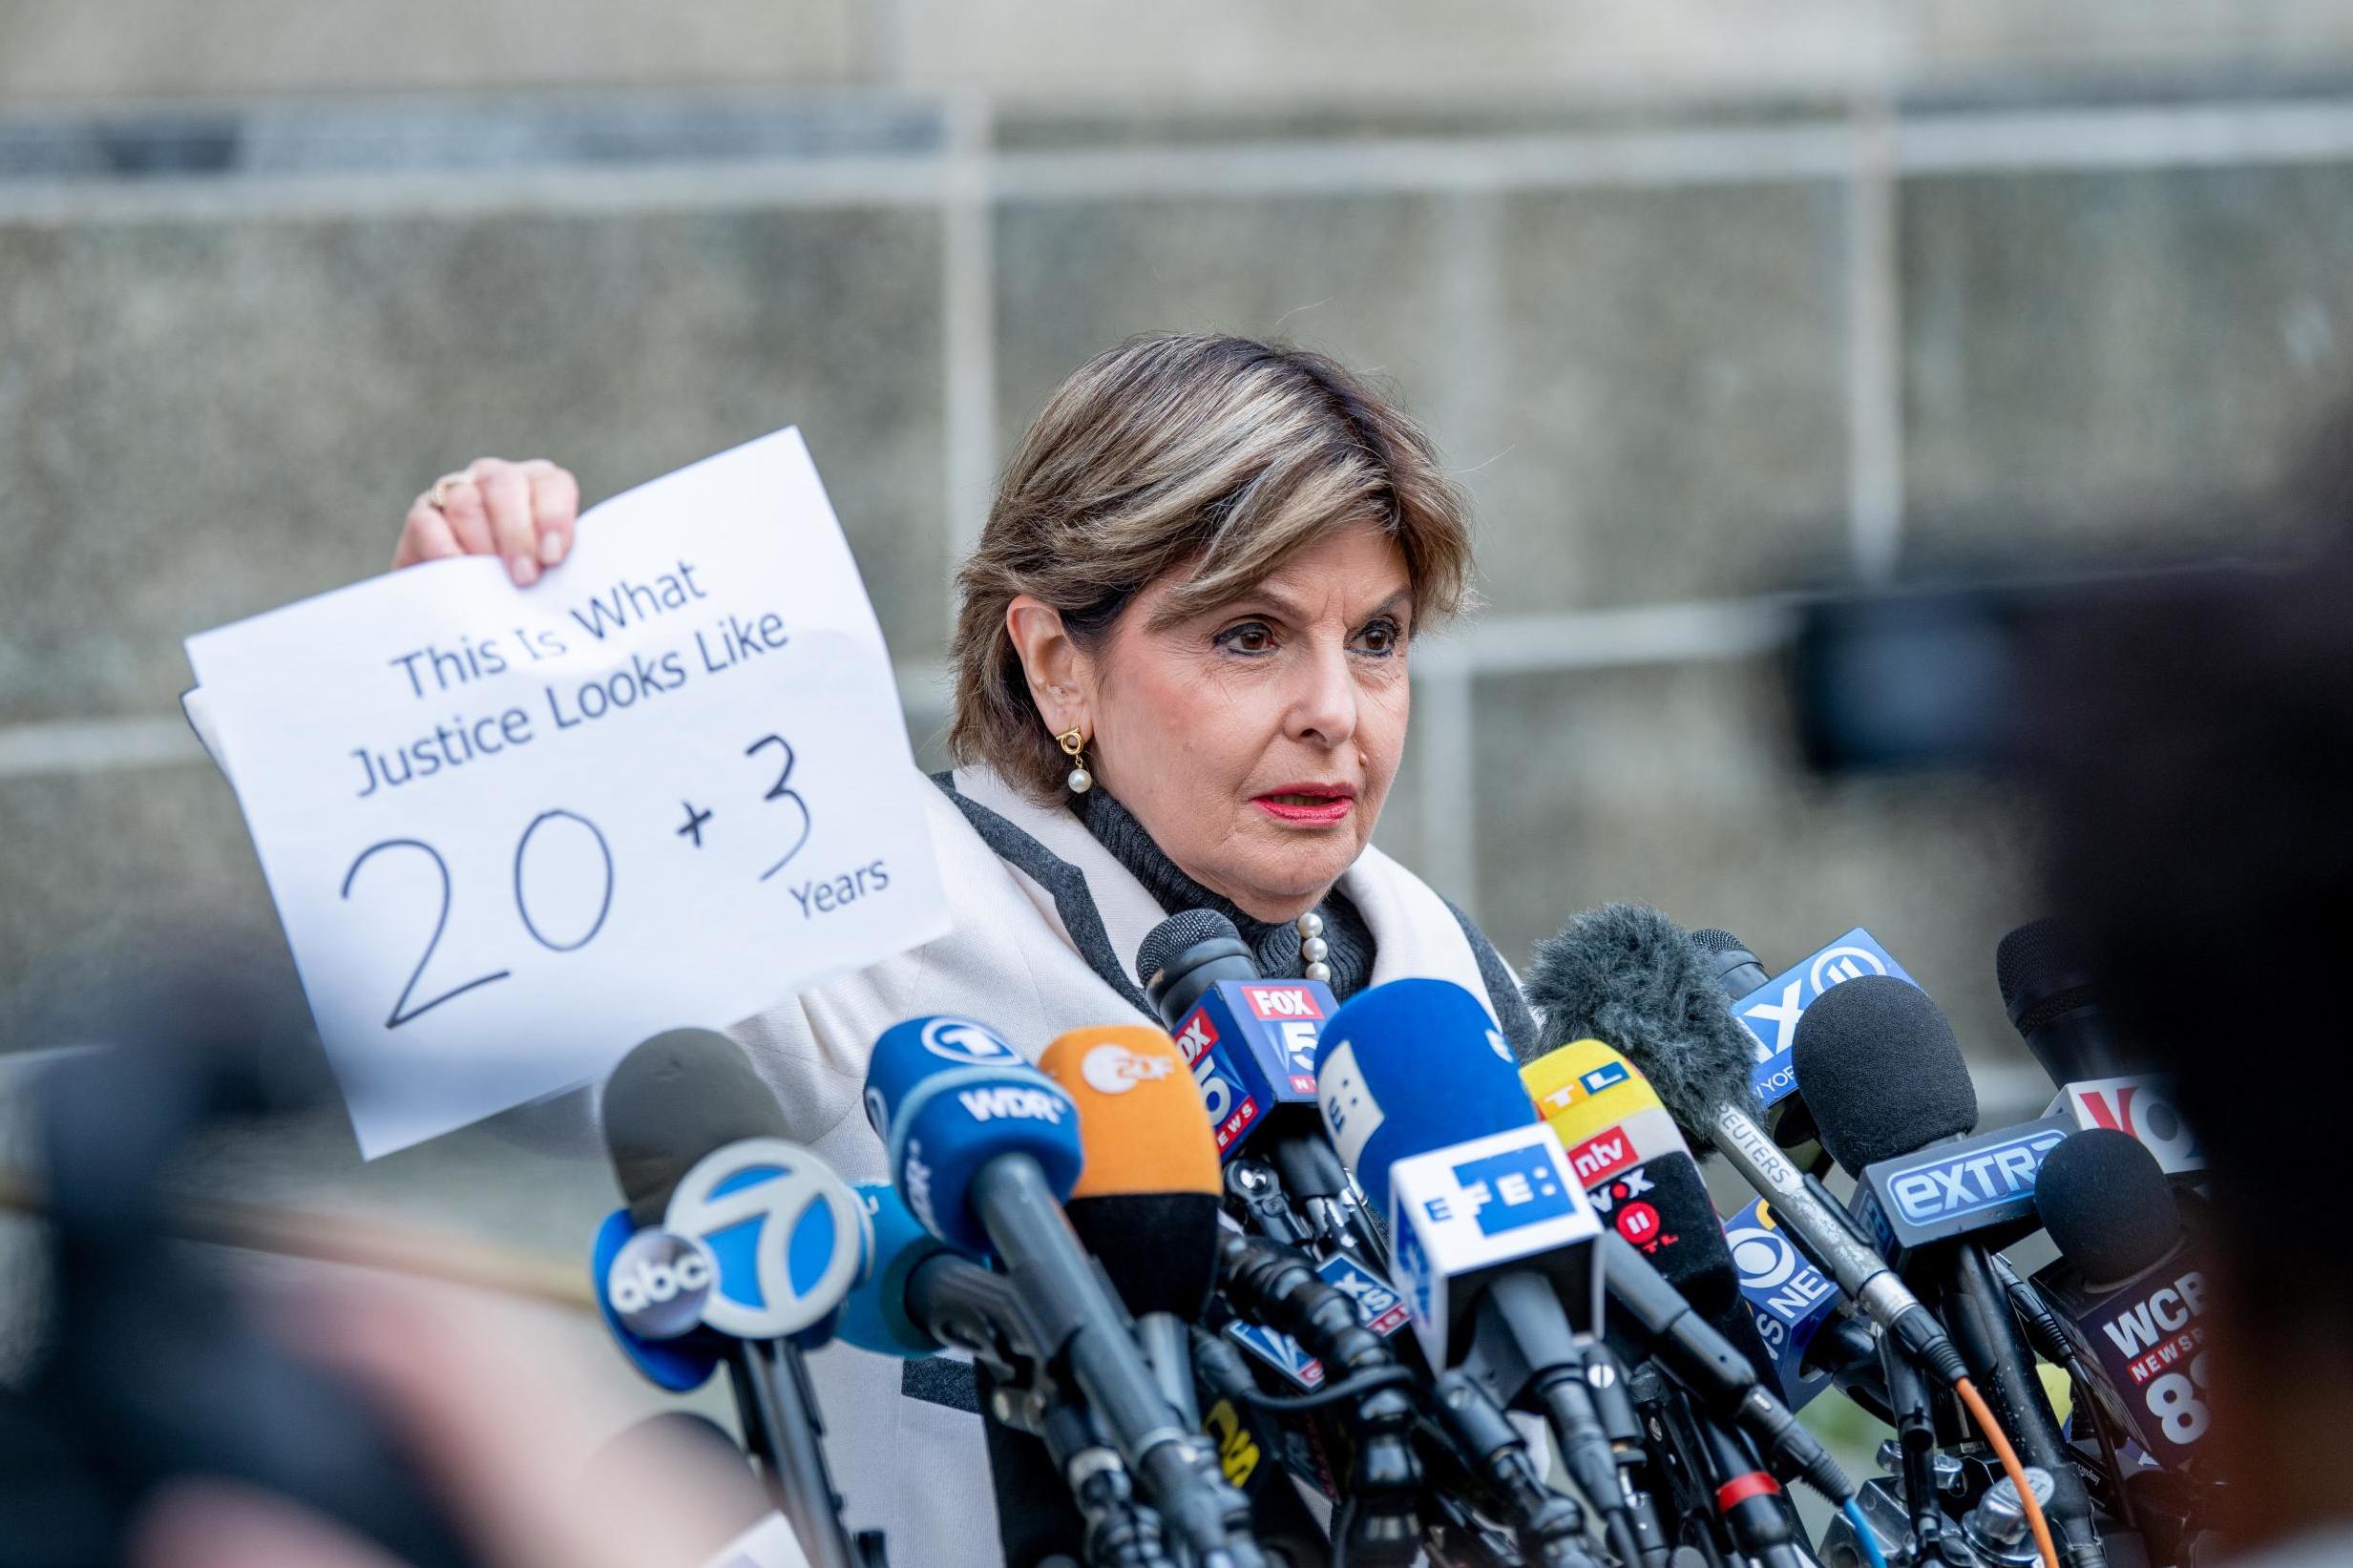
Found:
[395,457,579,586]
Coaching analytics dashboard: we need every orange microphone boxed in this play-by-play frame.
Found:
[1038,1024,1224,1414]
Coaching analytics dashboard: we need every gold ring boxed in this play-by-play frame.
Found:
[429,475,466,512]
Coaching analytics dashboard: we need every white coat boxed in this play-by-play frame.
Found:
[745,763,1523,1567]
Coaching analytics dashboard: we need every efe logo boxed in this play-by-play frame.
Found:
[1439,1146,1572,1236]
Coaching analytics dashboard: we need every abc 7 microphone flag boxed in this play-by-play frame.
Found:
[599,1137,869,1360]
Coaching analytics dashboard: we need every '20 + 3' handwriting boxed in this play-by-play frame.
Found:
[339,732,809,1029]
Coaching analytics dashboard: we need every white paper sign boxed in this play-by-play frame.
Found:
[185,429,949,1156]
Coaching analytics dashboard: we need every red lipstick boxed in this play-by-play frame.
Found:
[1250,782,1355,826]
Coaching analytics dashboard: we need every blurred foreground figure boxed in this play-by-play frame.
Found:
[0,957,768,1568]
[2024,510,2353,1563]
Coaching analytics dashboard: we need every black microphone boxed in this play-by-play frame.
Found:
[1525,904,1966,1386]
[1688,927,1771,997]
[1792,977,2104,1568]
[1689,926,1832,1170]
[1140,909,1261,1024]
[1139,910,1367,1258]
[2000,919,2205,1180]
[2030,1130,2216,1476]
[1997,918,2132,1084]
[600,1029,869,1568]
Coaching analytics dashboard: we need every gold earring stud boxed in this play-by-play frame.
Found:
[1058,727,1094,794]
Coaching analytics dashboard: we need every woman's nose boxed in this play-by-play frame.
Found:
[1287,643,1359,747]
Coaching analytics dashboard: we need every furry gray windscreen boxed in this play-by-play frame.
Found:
[1523,902,1757,1150]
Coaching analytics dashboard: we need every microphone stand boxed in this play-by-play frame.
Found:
[1940,1244,2105,1568]
[725,1337,870,1568]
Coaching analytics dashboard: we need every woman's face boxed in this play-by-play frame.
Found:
[1085,523,1414,922]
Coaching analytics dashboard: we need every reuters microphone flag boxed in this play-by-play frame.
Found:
[1038,1024,1221,1200]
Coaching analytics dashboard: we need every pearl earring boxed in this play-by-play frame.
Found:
[1058,726,1093,794]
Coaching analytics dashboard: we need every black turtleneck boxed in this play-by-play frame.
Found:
[1069,785,1379,1000]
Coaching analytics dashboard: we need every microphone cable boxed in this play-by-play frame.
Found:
[1953,1373,2061,1568]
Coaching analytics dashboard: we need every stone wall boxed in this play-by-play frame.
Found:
[5,44,2349,1444]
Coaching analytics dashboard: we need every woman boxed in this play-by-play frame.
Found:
[395,333,1536,1562]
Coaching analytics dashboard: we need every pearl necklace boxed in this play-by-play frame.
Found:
[1296,910,1332,983]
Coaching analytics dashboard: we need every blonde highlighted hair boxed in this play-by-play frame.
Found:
[949,332,1477,800]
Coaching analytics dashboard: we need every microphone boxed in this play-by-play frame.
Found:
[863,1014,1262,1568]
[2029,1130,2214,1472]
[1790,977,2093,1568]
[1313,978,1630,1550]
[2001,920,2206,1178]
[1520,1035,1799,1424]
[599,1029,873,1568]
[1138,911,1361,1252]
[1036,1022,1225,1423]
[1720,1196,1841,1409]
[1792,974,2074,1269]
[833,1182,955,1360]
[1140,909,1260,1022]
[1524,904,1966,1386]
[1523,1037,1739,1315]
[1997,918,2132,1084]
[1313,979,1596,1363]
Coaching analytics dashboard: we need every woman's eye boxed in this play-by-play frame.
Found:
[1218,622,1274,654]
[1355,619,1402,655]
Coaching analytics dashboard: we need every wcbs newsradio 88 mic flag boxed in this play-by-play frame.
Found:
[184,430,950,1155]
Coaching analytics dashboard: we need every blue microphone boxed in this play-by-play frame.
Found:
[1137,911,1365,1254]
[1313,977,1535,1226]
[862,1014,1262,1568]
[862,1014,1084,1254]
[834,1182,956,1359]
[1312,980,1635,1545]
[600,1028,876,1568]
[590,1207,725,1391]
[1721,1197,1839,1410]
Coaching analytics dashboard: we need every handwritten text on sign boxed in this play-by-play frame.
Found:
[185,429,949,1156]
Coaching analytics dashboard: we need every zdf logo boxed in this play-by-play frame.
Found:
[605,1228,716,1340]
[663,1137,865,1340]
[1082,1042,1176,1095]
